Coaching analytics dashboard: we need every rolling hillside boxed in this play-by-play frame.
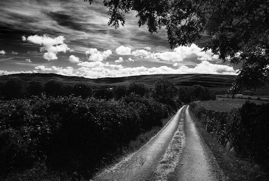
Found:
[0,73,235,88]
[2,73,268,95]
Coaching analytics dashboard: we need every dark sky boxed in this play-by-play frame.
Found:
[0,0,236,78]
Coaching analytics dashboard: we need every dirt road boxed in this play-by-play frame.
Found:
[94,106,224,181]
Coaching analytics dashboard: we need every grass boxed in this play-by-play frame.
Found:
[189,110,269,181]
[196,98,268,112]
[1,73,269,97]
[0,73,235,89]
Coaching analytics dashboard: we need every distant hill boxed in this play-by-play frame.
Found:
[1,73,269,95]
[0,73,235,87]
[0,73,236,94]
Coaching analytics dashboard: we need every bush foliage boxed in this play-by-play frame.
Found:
[190,102,269,172]
[0,95,170,179]
[0,78,217,179]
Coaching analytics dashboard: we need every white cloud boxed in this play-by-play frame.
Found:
[12,51,18,55]
[132,49,151,58]
[128,58,134,62]
[0,70,36,75]
[116,46,132,55]
[77,61,104,68]
[25,35,65,46]
[154,51,184,62]
[69,55,80,63]
[177,61,235,74]
[144,47,151,50]
[85,48,112,62]
[43,52,57,61]
[115,57,134,63]
[33,60,235,78]
[153,44,219,62]
[23,35,70,61]
[0,50,5,55]
[115,57,124,63]
[173,63,178,67]
[25,59,31,63]
[35,65,74,76]
[35,65,53,71]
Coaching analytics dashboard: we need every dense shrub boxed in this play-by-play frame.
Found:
[153,79,178,111]
[190,102,269,172]
[72,83,92,98]
[112,85,128,100]
[153,79,177,99]
[178,85,216,103]
[0,82,4,97]
[93,88,113,100]
[0,95,171,179]
[44,80,64,96]
[2,78,27,99]
[27,81,44,96]
[128,82,148,97]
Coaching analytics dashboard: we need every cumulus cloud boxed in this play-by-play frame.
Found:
[34,60,235,78]
[144,47,151,50]
[173,63,179,67]
[35,65,74,76]
[69,55,80,63]
[177,61,235,74]
[23,35,70,61]
[115,57,134,63]
[0,70,36,75]
[0,50,5,55]
[141,43,220,63]
[195,61,234,74]
[115,57,124,63]
[132,49,151,58]
[85,48,112,62]
[43,52,57,61]
[25,59,31,63]
[128,58,134,62]
[11,51,18,55]
[116,46,132,55]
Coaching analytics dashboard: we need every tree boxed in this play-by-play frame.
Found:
[113,85,128,100]
[153,79,178,110]
[85,0,269,92]
[72,83,92,98]
[3,78,27,99]
[44,80,64,96]
[153,79,177,99]
[93,88,113,100]
[27,81,44,96]
[128,82,148,97]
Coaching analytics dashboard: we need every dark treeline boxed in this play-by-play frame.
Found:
[0,77,216,102]
[0,77,215,180]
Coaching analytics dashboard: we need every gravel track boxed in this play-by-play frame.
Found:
[93,105,224,181]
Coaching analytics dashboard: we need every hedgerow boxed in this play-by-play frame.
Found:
[0,95,172,179]
[190,102,269,172]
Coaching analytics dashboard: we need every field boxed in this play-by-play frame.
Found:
[1,73,269,96]
[196,98,269,112]
[0,73,235,93]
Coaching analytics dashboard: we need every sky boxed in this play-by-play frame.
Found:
[0,0,237,78]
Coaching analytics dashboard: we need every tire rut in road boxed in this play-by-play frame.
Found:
[154,106,186,181]
[172,106,225,181]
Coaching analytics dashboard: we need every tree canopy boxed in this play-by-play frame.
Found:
[85,0,269,92]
